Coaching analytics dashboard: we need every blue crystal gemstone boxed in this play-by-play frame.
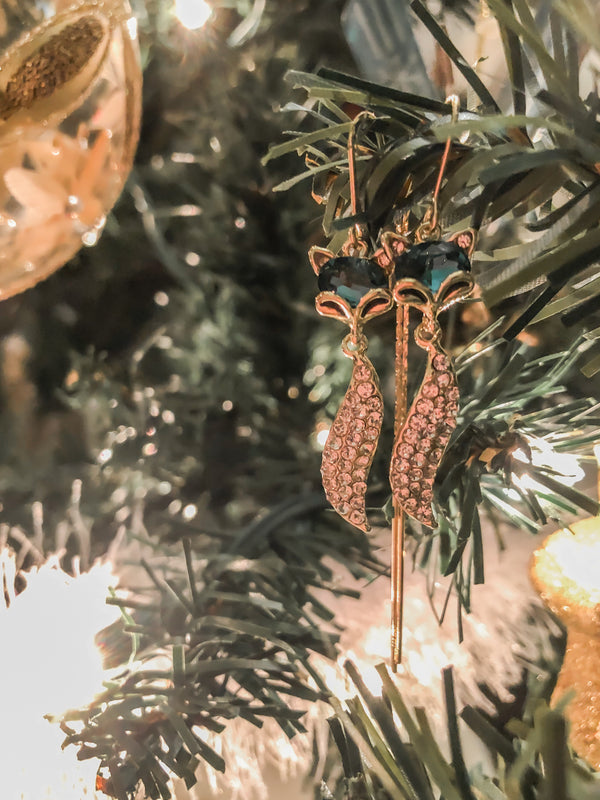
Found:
[318,256,388,308]
[394,241,470,293]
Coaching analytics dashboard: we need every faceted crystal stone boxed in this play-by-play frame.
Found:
[414,452,427,468]
[422,382,439,399]
[357,382,375,398]
[318,256,388,307]
[394,241,470,292]
[354,363,372,381]
[416,398,434,416]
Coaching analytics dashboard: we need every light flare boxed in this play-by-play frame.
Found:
[0,549,120,800]
[511,438,585,493]
[174,0,212,30]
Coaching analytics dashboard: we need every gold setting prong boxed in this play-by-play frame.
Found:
[315,288,394,328]
[447,227,476,258]
[381,230,410,262]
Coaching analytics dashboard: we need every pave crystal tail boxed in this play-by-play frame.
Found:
[321,354,383,532]
[389,346,459,527]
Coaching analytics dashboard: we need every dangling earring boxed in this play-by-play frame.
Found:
[387,229,475,527]
[383,96,477,669]
[309,112,392,532]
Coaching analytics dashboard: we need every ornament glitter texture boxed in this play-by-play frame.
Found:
[530,518,600,770]
[0,0,142,298]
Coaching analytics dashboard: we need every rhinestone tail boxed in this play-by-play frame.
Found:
[389,350,459,527]
[321,355,383,532]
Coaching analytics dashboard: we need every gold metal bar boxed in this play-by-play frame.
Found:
[348,120,359,217]
[390,508,405,670]
[391,303,409,671]
[347,110,376,219]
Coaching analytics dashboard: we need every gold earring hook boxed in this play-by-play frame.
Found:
[433,94,459,206]
[346,110,376,249]
[418,94,460,241]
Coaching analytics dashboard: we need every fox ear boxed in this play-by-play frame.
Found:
[436,273,475,314]
[356,288,393,322]
[308,246,334,275]
[315,292,353,323]
[448,228,476,258]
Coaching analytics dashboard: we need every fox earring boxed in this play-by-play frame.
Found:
[385,227,475,526]
[309,240,391,531]
[309,112,392,531]
[382,95,477,668]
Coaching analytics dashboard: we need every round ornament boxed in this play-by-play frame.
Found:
[0,0,142,298]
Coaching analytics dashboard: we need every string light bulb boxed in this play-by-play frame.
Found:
[174,0,212,30]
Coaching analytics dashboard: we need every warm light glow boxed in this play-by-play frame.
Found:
[543,522,600,601]
[511,438,585,493]
[0,550,119,799]
[175,0,212,30]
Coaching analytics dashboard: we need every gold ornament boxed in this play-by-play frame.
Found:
[530,517,600,769]
[0,0,142,298]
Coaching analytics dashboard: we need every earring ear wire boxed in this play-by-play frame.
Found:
[416,94,460,243]
[347,110,376,220]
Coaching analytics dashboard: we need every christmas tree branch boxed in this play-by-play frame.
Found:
[321,661,599,800]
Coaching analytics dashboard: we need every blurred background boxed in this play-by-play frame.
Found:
[2,2,600,799]
[0,0,495,565]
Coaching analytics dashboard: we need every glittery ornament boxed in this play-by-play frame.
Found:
[530,518,600,769]
[0,0,142,298]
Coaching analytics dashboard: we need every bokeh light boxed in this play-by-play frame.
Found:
[174,0,212,30]
[0,551,119,799]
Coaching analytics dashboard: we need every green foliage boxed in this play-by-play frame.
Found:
[58,499,384,799]
[425,330,600,621]
[2,0,600,797]
[266,0,600,375]
[322,661,600,800]
[264,0,600,616]
[322,663,600,800]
